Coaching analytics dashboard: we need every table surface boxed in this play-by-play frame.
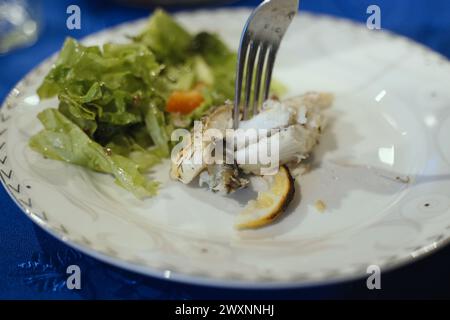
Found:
[1,0,450,299]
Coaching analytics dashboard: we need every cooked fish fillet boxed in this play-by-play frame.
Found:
[238,101,295,131]
[236,124,318,174]
[171,91,332,187]
[235,92,332,174]
[170,91,333,229]
[170,104,232,184]
[199,164,249,194]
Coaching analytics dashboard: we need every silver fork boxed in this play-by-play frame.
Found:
[233,0,299,129]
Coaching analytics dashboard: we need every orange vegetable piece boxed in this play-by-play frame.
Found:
[166,90,204,114]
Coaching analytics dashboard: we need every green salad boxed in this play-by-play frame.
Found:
[30,9,283,199]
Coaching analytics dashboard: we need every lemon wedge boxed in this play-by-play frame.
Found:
[235,166,295,229]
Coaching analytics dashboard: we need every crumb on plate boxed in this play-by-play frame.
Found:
[315,200,326,213]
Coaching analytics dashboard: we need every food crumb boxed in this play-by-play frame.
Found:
[315,200,326,213]
[395,176,410,184]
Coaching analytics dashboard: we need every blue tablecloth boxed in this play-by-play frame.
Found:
[1,0,450,299]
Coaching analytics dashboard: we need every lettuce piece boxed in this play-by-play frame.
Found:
[191,32,234,67]
[152,63,196,102]
[134,9,192,64]
[144,101,170,157]
[191,55,214,86]
[107,129,163,173]
[37,38,97,99]
[58,92,98,137]
[37,38,160,134]
[133,10,238,122]
[29,109,159,198]
[128,150,162,173]
[165,64,196,91]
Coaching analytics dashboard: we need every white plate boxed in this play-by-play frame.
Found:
[2,9,450,288]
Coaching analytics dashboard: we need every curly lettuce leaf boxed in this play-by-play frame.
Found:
[37,38,161,140]
[134,9,192,64]
[29,109,159,198]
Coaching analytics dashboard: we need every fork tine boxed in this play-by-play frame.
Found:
[252,43,267,116]
[233,35,250,128]
[235,0,298,127]
[262,45,278,100]
[242,40,258,121]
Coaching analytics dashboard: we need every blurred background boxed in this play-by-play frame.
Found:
[0,0,450,299]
